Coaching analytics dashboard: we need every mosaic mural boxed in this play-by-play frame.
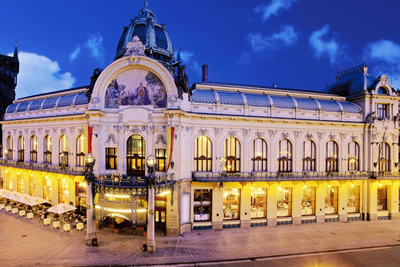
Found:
[105,69,167,108]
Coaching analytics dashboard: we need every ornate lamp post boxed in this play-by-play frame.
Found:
[146,154,156,253]
[84,153,97,246]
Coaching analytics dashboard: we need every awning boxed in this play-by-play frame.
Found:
[47,203,77,214]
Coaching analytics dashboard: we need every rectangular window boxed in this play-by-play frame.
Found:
[251,188,266,218]
[155,149,166,172]
[223,188,240,220]
[277,187,292,217]
[325,186,338,214]
[377,104,388,120]
[105,148,117,169]
[193,189,212,221]
[347,185,360,213]
[58,179,68,204]
[5,172,11,191]
[29,175,37,197]
[43,176,52,202]
[17,175,24,194]
[377,186,387,211]
[302,187,316,215]
[75,182,87,209]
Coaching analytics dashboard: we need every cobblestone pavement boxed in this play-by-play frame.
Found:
[1,209,400,266]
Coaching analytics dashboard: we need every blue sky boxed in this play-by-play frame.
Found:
[1,0,400,99]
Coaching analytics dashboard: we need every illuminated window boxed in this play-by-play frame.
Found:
[278,139,292,172]
[250,188,266,218]
[59,135,69,166]
[17,173,24,193]
[302,187,316,215]
[224,137,240,173]
[347,185,360,213]
[377,186,387,211]
[44,135,52,164]
[127,135,145,176]
[377,104,388,120]
[58,179,69,204]
[43,176,52,202]
[277,187,292,217]
[223,188,240,220]
[76,135,85,167]
[252,138,267,171]
[155,149,166,172]
[193,189,212,221]
[106,148,117,170]
[194,136,212,171]
[29,175,37,197]
[6,136,13,160]
[30,136,37,162]
[303,140,316,171]
[326,141,338,172]
[325,186,338,214]
[348,142,359,171]
[18,136,25,162]
[378,143,390,173]
[5,171,11,190]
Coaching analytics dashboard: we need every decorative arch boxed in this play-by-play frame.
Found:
[90,55,178,110]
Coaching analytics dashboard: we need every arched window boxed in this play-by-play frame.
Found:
[127,135,145,176]
[44,135,52,164]
[30,136,37,162]
[252,138,267,171]
[379,143,390,173]
[59,135,69,166]
[326,141,338,172]
[194,136,212,171]
[348,142,359,171]
[76,135,85,167]
[378,87,387,94]
[18,136,25,162]
[224,137,240,173]
[6,136,13,160]
[278,139,292,172]
[303,140,316,171]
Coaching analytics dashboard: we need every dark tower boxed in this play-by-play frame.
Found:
[0,46,19,154]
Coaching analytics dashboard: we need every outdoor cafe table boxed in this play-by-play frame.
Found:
[12,208,18,214]
[76,222,84,231]
[63,223,70,232]
[5,206,11,212]
[27,212,34,219]
[19,210,26,217]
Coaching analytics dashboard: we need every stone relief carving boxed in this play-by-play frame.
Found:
[199,129,209,136]
[294,131,300,138]
[78,128,84,134]
[13,129,17,134]
[18,130,22,135]
[282,132,289,139]
[242,129,250,137]
[52,127,57,133]
[317,132,325,140]
[366,112,376,124]
[69,127,75,133]
[60,128,66,135]
[329,134,336,140]
[214,128,223,136]
[269,130,277,137]
[30,130,36,135]
[156,134,166,144]
[168,95,177,108]
[130,126,140,134]
[351,135,357,141]
[306,133,313,140]
[118,114,123,123]
[45,130,50,135]
[340,133,347,140]
[24,129,29,134]
[255,131,264,138]
[147,125,155,134]
[228,130,237,137]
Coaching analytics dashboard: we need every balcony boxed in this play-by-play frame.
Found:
[0,159,85,176]
[192,171,376,182]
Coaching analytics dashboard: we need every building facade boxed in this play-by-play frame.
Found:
[1,3,399,236]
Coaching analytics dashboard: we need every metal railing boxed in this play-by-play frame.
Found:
[191,171,398,182]
[0,159,86,176]
[94,173,175,188]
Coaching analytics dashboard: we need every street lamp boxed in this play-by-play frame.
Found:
[146,154,156,253]
[84,153,97,246]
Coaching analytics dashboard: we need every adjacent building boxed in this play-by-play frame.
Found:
[1,3,399,237]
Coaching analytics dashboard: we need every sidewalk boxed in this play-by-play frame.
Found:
[0,209,399,266]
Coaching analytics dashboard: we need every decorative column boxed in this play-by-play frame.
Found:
[84,153,97,246]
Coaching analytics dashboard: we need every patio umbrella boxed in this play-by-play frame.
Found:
[47,203,77,215]
[24,196,49,206]
[0,189,10,197]
[2,191,22,202]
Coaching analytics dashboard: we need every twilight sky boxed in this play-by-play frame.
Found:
[1,0,400,99]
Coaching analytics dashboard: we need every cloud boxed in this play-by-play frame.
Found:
[85,33,104,63]
[179,50,194,63]
[177,50,201,76]
[255,0,298,22]
[364,39,400,89]
[309,25,341,64]
[248,25,298,52]
[9,51,75,99]
[69,45,81,62]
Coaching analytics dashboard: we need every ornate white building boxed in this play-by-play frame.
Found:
[1,3,399,236]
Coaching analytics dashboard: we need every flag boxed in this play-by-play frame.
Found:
[166,126,175,171]
[83,126,93,154]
